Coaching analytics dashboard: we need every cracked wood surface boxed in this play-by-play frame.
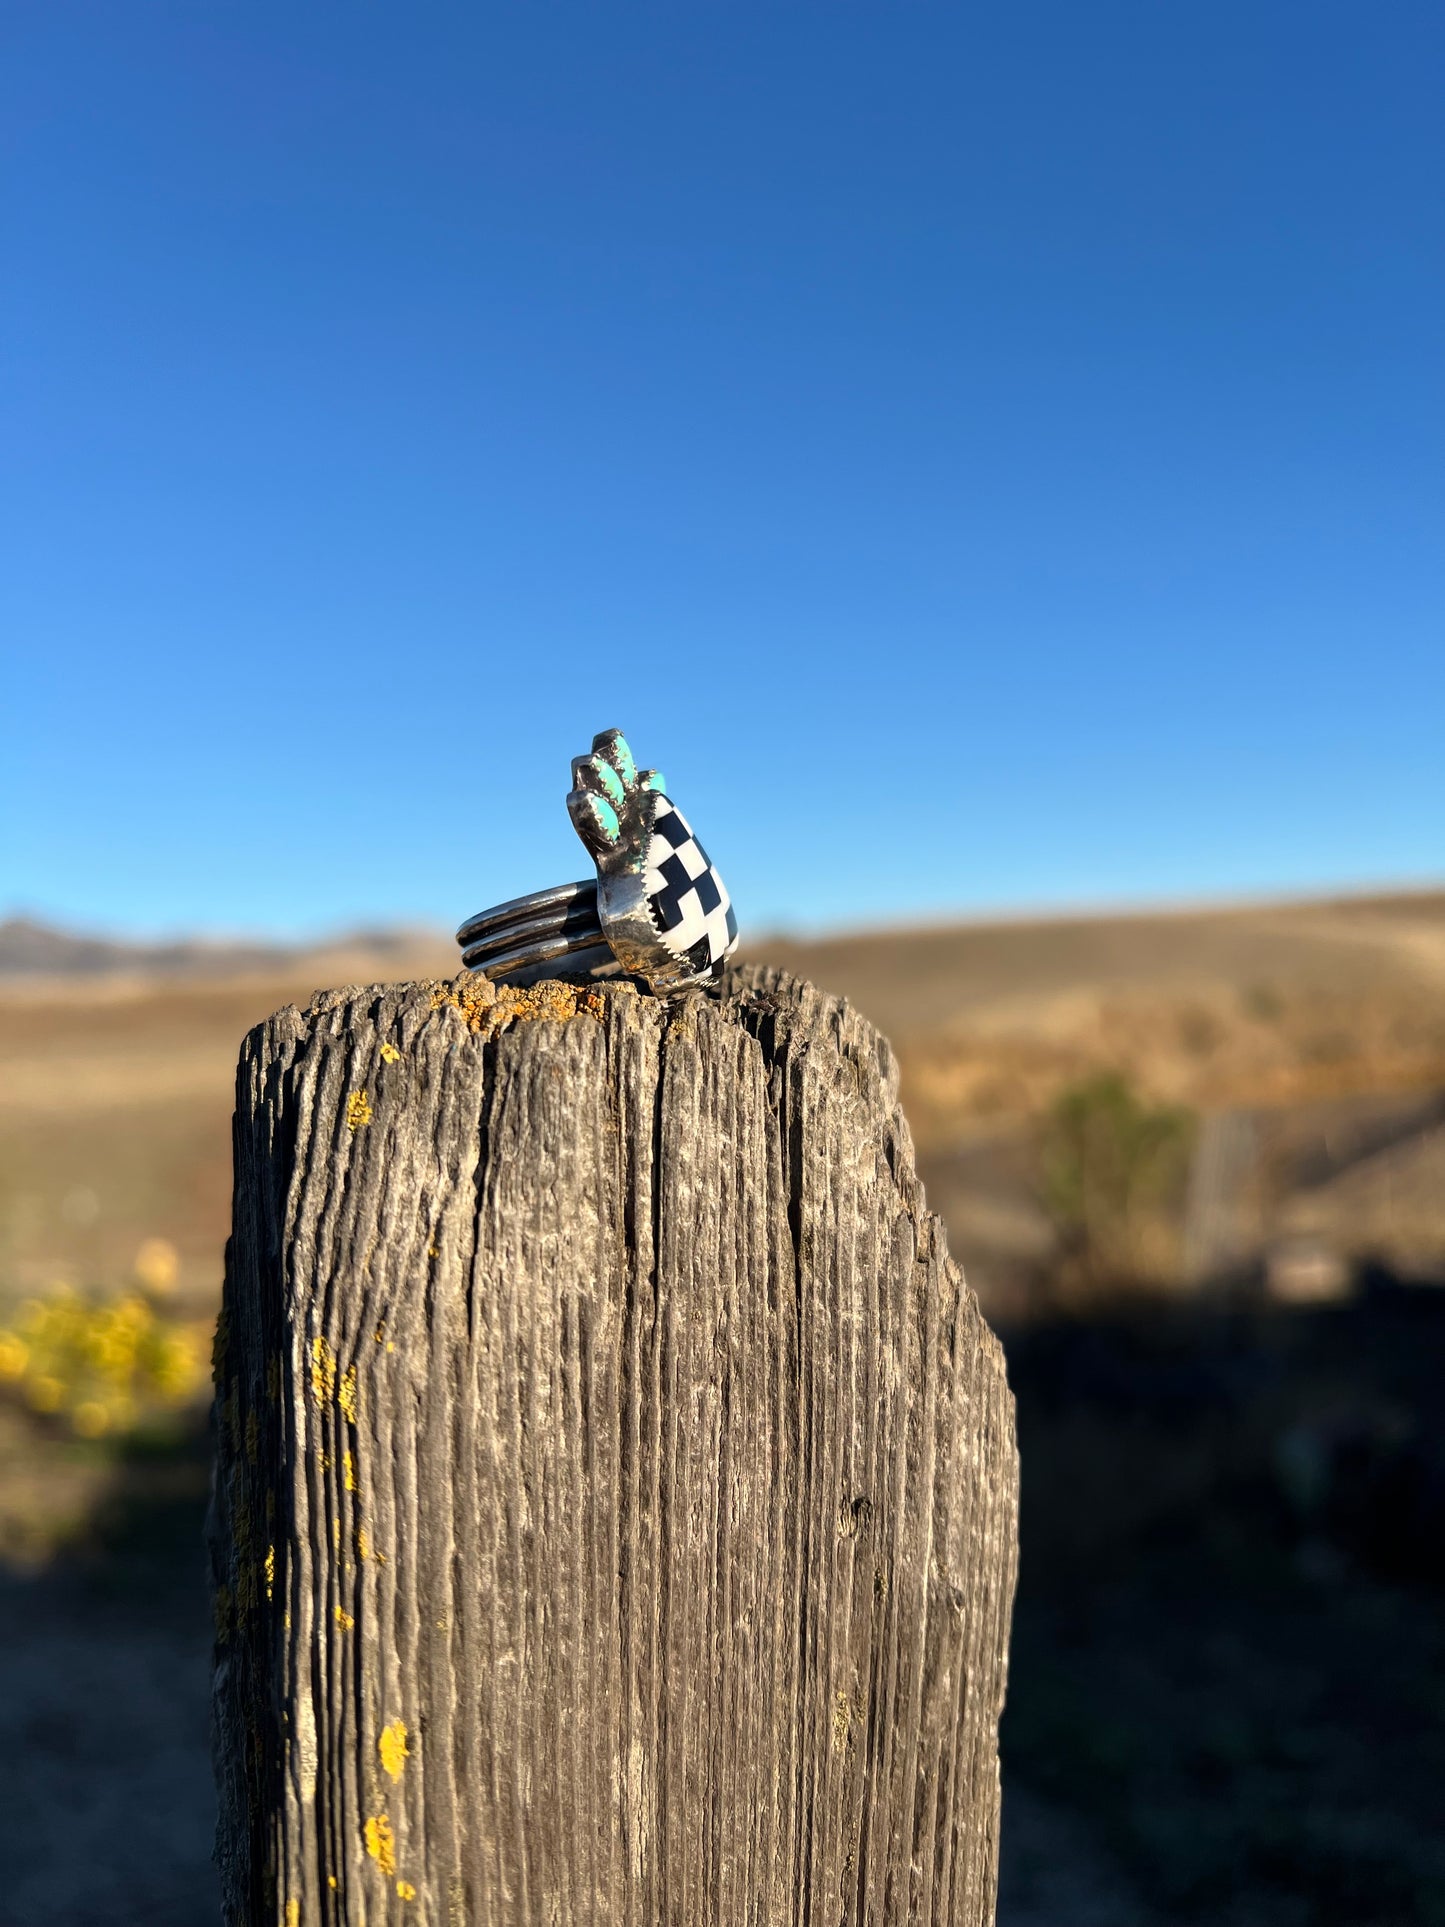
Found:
[210,964,1018,1926]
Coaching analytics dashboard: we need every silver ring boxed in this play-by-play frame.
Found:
[456,731,739,996]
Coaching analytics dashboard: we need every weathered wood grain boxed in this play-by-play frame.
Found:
[210,965,1018,1926]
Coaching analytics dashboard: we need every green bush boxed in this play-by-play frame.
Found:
[1039,1072,1195,1294]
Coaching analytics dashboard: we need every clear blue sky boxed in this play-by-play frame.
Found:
[3,3,1441,940]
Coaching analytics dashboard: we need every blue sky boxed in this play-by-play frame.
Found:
[3,3,1441,940]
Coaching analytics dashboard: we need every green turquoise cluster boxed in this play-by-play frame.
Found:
[567,729,666,858]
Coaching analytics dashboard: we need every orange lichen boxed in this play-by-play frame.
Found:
[429,975,608,1037]
[428,977,497,1031]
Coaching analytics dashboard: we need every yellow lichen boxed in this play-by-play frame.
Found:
[355,1525,370,1561]
[337,1366,358,1425]
[379,1042,401,1063]
[264,1544,276,1601]
[429,975,607,1037]
[285,1901,300,1927]
[334,1605,354,1631]
[396,1880,416,1901]
[364,1814,396,1876]
[379,1718,410,1782]
[346,1090,373,1133]
[311,1336,336,1404]
[343,1449,357,1492]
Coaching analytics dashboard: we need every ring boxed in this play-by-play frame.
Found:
[456,730,739,995]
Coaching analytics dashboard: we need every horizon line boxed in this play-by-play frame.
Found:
[4,874,1443,958]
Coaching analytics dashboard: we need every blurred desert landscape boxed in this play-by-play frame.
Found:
[6,887,1444,1337]
[3,893,1444,1924]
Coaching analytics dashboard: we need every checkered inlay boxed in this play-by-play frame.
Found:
[644,798,739,977]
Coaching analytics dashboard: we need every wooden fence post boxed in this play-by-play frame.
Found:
[210,964,1018,1925]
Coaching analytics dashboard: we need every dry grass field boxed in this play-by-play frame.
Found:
[4,890,1444,1318]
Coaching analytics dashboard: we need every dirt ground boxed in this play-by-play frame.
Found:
[4,1284,1442,1926]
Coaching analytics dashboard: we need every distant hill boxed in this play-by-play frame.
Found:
[9,888,1442,985]
[0,916,451,980]
[0,916,292,978]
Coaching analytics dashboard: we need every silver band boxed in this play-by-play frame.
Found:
[456,881,613,982]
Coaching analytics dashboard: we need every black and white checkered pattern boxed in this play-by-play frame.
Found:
[644,798,739,977]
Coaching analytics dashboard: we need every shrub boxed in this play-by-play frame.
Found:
[1039,1072,1196,1295]
[0,1280,207,1440]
